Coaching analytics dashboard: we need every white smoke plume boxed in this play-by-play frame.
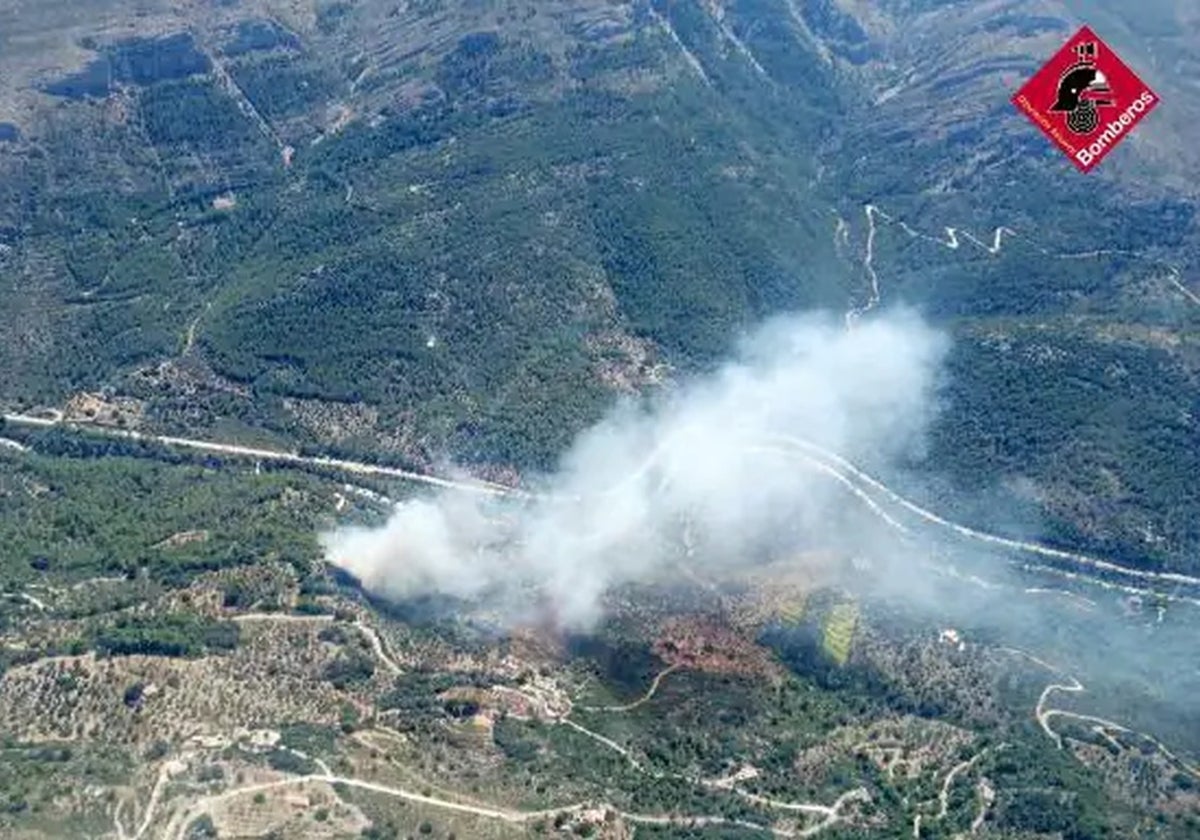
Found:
[321,309,949,630]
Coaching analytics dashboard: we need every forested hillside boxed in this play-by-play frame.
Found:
[1,0,1198,572]
[2,3,1200,838]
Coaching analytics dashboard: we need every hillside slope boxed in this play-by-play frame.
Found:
[0,0,1198,571]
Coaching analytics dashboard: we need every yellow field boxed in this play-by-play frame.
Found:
[776,592,809,625]
[822,600,859,665]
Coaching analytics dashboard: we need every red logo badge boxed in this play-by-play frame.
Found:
[1012,25,1159,173]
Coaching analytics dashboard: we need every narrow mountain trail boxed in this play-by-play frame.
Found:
[907,746,1002,840]
[353,620,404,675]
[1165,267,1200,306]
[996,645,1200,784]
[159,761,861,840]
[229,612,402,675]
[163,772,588,840]
[970,777,995,834]
[195,39,292,168]
[934,746,1003,821]
[576,663,681,713]
[535,677,871,832]
[560,718,645,768]
[11,592,47,611]
[875,204,1017,255]
[231,613,335,625]
[843,201,1199,321]
[181,301,211,356]
[1002,647,1124,749]
[130,757,186,840]
[484,679,868,833]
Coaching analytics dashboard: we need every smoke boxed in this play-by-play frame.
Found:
[321,309,950,630]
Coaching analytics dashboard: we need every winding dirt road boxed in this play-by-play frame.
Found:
[353,620,403,675]
[577,663,680,713]
[541,679,869,834]
[843,201,1198,323]
[164,772,589,840]
[162,764,859,840]
[1003,647,1141,752]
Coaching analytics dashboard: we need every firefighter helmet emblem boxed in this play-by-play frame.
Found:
[1048,41,1114,135]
